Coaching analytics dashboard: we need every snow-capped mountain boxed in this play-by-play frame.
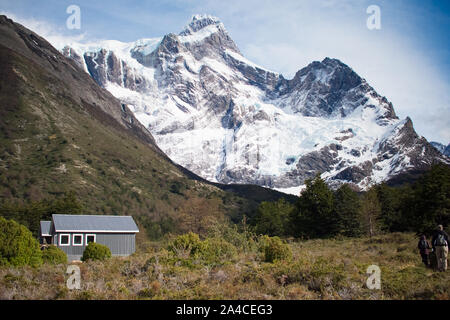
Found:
[61,14,448,193]
[430,142,450,157]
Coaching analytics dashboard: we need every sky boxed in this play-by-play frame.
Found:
[1,0,449,144]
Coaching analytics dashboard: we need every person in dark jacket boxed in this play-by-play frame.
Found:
[431,225,449,272]
[418,235,431,267]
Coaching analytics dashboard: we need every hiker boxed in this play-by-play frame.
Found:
[417,235,431,267]
[431,225,449,272]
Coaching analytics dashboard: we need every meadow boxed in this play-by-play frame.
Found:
[1,229,448,300]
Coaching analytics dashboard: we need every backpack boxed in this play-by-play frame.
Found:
[419,239,428,250]
[434,233,448,246]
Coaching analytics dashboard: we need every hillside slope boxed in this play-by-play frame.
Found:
[0,15,293,236]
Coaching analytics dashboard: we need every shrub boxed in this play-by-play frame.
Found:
[309,257,346,290]
[42,245,67,265]
[0,217,42,267]
[202,238,237,264]
[81,242,111,262]
[262,236,292,263]
[167,232,206,258]
[206,220,258,253]
[167,232,238,265]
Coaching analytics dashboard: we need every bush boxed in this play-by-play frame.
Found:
[81,242,111,262]
[167,232,238,265]
[42,245,67,264]
[202,238,237,264]
[167,232,206,258]
[0,217,42,267]
[262,236,292,263]
[206,220,258,253]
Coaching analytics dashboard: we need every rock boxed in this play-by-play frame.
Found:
[61,14,449,191]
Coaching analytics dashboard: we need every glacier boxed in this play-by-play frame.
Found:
[59,14,447,194]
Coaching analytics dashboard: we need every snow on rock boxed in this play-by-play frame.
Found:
[61,15,448,191]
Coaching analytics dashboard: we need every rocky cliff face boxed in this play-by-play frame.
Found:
[431,142,450,157]
[61,14,448,192]
[274,58,397,123]
[0,15,160,153]
[0,14,296,228]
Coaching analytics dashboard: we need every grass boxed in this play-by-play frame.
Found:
[1,232,449,300]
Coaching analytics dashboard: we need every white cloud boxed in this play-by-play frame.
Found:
[0,11,87,50]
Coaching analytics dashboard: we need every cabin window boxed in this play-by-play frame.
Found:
[72,234,83,246]
[85,234,96,245]
[59,234,70,246]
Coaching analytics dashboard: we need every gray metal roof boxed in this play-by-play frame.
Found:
[40,221,52,236]
[52,214,139,233]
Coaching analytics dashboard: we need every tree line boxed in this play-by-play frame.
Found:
[0,192,83,237]
[251,164,450,239]
[0,164,448,241]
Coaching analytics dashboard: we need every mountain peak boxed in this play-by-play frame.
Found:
[321,57,348,68]
[292,57,361,89]
[179,14,224,36]
[192,14,221,23]
[177,14,239,53]
[55,14,446,191]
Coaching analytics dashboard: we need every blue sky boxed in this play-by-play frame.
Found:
[1,0,449,143]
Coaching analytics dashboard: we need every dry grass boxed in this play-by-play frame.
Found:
[1,232,449,300]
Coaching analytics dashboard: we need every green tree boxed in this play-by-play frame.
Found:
[360,187,382,237]
[0,192,84,237]
[0,217,42,267]
[408,164,450,234]
[333,184,362,237]
[290,175,336,238]
[48,192,83,216]
[376,183,407,232]
[252,198,293,236]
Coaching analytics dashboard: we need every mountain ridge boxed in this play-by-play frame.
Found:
[0,15,295,237]
[59,14,448,193]
[430,141,450,157]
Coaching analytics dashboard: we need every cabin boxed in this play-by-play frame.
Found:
[39,214,139,261]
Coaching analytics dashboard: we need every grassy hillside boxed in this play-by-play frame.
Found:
[0,16,295,237]
[0,43,225,232]
[1,231,448,300]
